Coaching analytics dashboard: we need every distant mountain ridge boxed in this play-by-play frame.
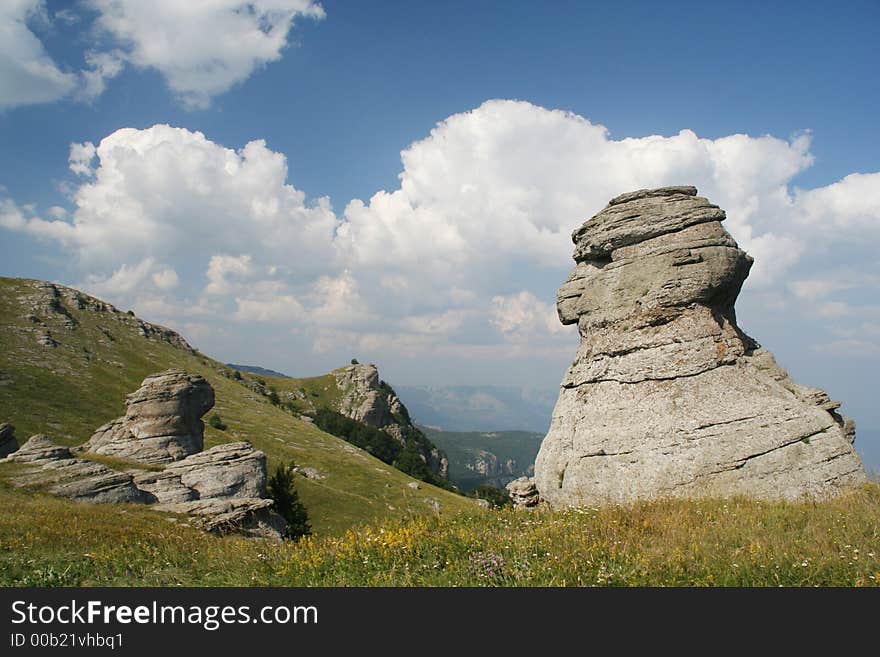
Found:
[227,363,291,379]
[398,384,556,433]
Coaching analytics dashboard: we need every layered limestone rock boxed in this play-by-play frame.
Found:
[534,186,867,505]
[506,476,541,509]
[335,363,399,428]
[134,442,286,540]
[3,373,286,539]
[334,363,449,479]
[6,434,149,504]
[81,370,215,465]
[134,442,268,504]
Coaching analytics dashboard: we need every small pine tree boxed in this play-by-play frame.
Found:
[351,358,359,365]
[267,463,310,539]
[470,484,512,508]
[207,413,227,431]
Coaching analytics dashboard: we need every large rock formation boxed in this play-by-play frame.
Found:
[534,186,867,505]
[81,370,215,465]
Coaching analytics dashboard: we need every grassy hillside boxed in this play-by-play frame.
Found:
[257,370,347,415]
[424,427,544,491]
[0,277,474,536]
[1,477,877,586]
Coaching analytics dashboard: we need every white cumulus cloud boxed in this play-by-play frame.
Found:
[338,100,826,287]
[53,124,336,269]
[489,291,567,340]
[0,1,325,109]
[87,0,325,108]
[0,0,78,109]
[1,100,878,365]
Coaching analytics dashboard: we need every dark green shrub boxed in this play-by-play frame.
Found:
[207,413,227,431]
[470,485,512,508]
[393,443,431,480]
[267,463,310,539]
[313,409,402,464]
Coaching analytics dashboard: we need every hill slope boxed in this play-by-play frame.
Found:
[240,362,451,487]
[0,278,474,535]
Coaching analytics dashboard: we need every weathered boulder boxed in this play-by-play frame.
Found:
[0,423,18,458]
[155,498,288,540]
[293,465,326,480]
[81,370,215,465]
[6,434,149,504]
[6,434,73,463]
[506,476,541,509]
[134,442,267,503]
[534,186,868,506]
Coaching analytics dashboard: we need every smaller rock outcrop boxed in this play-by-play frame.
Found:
[506,476,540,510]
[335,363,397,428]
[334,363,449,479]
[6,435,149,504]
[0,423,18,458]
[3,373,287,540]
[7,434,73,463]
[81,370,215,465]
[293,465,326,480]
[167,498,287,540]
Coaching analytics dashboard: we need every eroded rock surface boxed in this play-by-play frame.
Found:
[534,186,867,505]
[506,476,541,509]
[335,363,449,479]
[81,370,215,465]
[134,442,268,503]
[3,374,286,539]
[6,434,149,504]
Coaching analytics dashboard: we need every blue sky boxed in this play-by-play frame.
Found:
[1,1,878,467]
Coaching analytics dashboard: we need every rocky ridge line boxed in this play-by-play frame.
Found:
[13,278,194,352]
